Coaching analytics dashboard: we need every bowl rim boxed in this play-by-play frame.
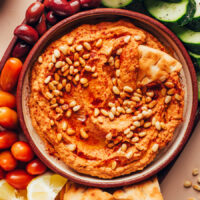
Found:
[17,8,198,188]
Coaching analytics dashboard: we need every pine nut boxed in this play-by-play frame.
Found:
[144,122,151,128]
[96,39,103,48]
[152,144,159,152]
[139,132,146,137]
[73,105,81,112]
[59,45,68,55]
[44,76,51,84]
[79,57,86,66]
[76,44,83,51]
[106,133,112,140]
[161,88,167,96]
[146,97,152,103]
[80,78,88,84]
[126,151,133,159]
[114,59,120,68]
[133,121,140,127]
[192,168,199,176]
[57,133,62,141]
[66,144,76,151]
[46,92,53,99]
[175,94,182,101]
[165,96,172,104]
[65,83,71,93]
[111,107,116,115]
[94,108,100,117]
[155,121,161,130]
[121,143,127,152]
[69,100,76,107]
[112,86,120,95]
[54,49,60,58]
[124,35,131,43]
[108,112,114,120]
[132,96,140,102]
[52,55,56,63]
[132,137,139,143]
[165,81,174,88]
[183,180,192,188]
[111,161,117,170]
[167,88,175,95]
[148,100,157,108]
[66,109,72,118]
[80,128,88,139]
[83,54,90,59]
[83,42,91,51]
[66,57,72,65]
[38,56,43,63]
[116,69,120,77]
[67,128,75,135]
[127,131,133,138]
[116,48,122,55]
[101,109,108,116]
[67,37,74,46]
[124,128,130,135]
[124,86,133,93]
[85,65,92,72]
[108,56,114,66]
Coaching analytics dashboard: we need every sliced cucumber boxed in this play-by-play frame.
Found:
[189,51,200,65]
[144,0,196,26]
[162,0,182,2]
[101,0,133,8]
[170,25,200,53]
[187,0,200,30]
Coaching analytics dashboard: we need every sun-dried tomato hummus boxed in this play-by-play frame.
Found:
[29,20,184,179]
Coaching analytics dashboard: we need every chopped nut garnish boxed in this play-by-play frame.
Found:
[54,49,61,58]
[124,86,133,93]
[124,128,130,135]
[121,143,127,152]
[76,44,83,51]
[116,69,120,77]
[114,59,120,68]
[80,78,88,85]
[165,81,174,88]
[51,55,56,63]
[132,137,139,143]
[112,86,120,95]
[108,112,114,120]
[155,121,161,131]
[116,48,122,55]
[44,76,51,84]
[73,105,81,112]
[59,45,68,55]
[175,94,182,101]
[85,65,92,72]
[67,37,74,46]
[167,88,175,95]
[133,121,140,127]
[38,56,43,63]
[108,56,114,66]
[106,133,112,140]
[124,35,131,43]
[132,96,140,102]
[148,100,157,109]
[192,168,199,176]
[65,83,71,93]
[66,144,76,151]
[69,100,76,107]
[126,131,133,138]
[152,144,159,152]
[111,161,117,170]
[96,39,103,48]
[101,109,108,116]
[80,128,88,139]
[138,132,146,137]
[57,133,62,141]
[165,96,172,104]
[79,57,86,66]
[184,180,192,188]
[67,128,75,135]
[66,57,72,65]
[144,122,151,128]
[66,109,72,118]
[83,42,91,51]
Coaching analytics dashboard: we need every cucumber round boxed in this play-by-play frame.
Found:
[144,0,196,26]
[187,0,200,30]
[170,24,200,53]
[102,0,133,8]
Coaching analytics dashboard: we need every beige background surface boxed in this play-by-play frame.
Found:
[0,0,35,60]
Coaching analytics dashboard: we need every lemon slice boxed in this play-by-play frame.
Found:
[0,180,26,200]
[27,172,67,200]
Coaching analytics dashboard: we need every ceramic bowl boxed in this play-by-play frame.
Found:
[17,8,198,188]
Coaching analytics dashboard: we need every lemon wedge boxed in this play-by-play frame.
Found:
[27,172,67,200]
[0,180,27,200]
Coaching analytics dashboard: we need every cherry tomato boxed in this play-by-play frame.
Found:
[0,107,18,129]
[0,91,16,108]
[0,131,18,149]
[0,168,5,180]
[6,169,33,190]
[0,58,23,92]
[11,141,34,162]
[0,151,17,171]
[26,159,47,175]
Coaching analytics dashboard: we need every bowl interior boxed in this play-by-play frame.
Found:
[19,10,196,188]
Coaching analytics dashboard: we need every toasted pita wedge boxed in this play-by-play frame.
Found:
[138,45,182,85]
[61,182,114,200]
[113,177,163,200]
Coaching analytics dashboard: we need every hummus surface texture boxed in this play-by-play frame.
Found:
[29,20,184,179]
